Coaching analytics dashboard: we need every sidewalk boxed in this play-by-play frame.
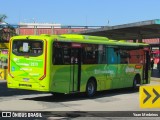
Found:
[151,77,160,82]
[151,69,160,78]
[151,67,160,82]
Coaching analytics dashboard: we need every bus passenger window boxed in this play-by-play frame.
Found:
[63,48,70,64]
[53,42,71,65]
[83,44,98,64]
[107,48,120,64]
[119,50,130,64]
[98,45,106,64]
[53,48,63,65]
[129,49,144,64]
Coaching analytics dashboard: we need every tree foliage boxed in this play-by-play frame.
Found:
[0,14,7,22]
[0,14,16,42]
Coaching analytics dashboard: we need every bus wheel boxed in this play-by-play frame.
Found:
[133,78,137,89]
[86,79,96,97]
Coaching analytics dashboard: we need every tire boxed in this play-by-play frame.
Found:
[86,79,96,97]
[133,78,137,89]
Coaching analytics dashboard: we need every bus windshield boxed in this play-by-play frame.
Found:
[12,40,43,56]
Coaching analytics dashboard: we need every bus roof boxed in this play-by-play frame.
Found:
[55,34,149,47]
[11,34,149,47]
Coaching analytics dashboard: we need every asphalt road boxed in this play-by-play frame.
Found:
[0,78,160,120]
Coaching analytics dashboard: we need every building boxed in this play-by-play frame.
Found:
[16,22,88,35]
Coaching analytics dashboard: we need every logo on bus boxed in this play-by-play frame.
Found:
[94,69,114,75]
[125,67,135,73]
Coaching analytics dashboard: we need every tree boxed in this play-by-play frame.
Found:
[0,14,16,42]
[0,14,7,23]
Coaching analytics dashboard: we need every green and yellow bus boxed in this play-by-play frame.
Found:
[7,34,150,97]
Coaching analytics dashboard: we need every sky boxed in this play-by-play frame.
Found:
[1,0,160,26]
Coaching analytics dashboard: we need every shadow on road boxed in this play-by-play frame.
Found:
[0,81,45,97]
[22,87,139,102]
[0,80,139,101]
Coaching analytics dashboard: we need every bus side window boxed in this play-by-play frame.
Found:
[63,47,70,64]
[53,42,71,65]
[98,45,107,64]
[53,47,64,65]
[119,50,130,64]
[83,44,98,64]
[129,49,144,64]
[107,48,120,64]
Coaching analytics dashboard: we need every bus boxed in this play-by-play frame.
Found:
[7,34,150,97]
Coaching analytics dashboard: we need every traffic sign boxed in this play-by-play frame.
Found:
[140,86,160,108]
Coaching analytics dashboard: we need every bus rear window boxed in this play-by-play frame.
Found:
[12,40,43,56]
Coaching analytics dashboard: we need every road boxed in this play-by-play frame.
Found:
[0,78,160,119]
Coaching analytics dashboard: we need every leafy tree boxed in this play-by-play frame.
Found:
[0,14,16,42]
[0,14,7,22]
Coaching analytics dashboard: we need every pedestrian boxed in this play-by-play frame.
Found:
[150,59,154,70]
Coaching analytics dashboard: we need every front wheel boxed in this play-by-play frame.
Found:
[86,80,96,97]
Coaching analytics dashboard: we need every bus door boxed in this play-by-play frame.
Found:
[70,44,81,92]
